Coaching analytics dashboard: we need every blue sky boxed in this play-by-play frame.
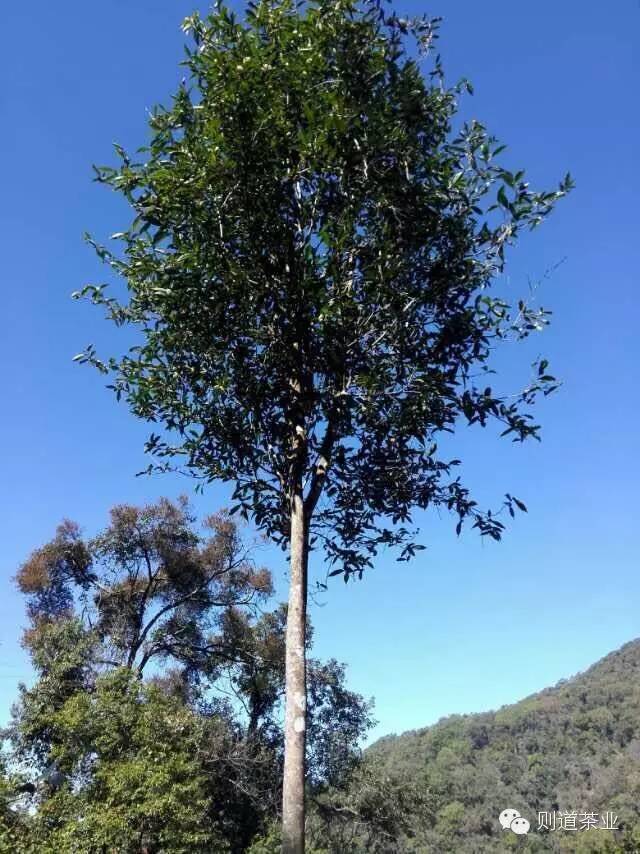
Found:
[1,0,638,742]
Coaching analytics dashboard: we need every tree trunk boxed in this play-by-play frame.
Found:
[282,491,308,854]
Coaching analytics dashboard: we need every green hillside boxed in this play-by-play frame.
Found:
[315,640,640,853]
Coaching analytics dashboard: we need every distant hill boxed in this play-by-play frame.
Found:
[361,639,640,852]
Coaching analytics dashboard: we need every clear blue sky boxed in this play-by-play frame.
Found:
[1,0,638,742]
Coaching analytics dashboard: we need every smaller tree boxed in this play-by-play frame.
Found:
[197,606,375,850]
[6,498,374,852]
[213,605,374,787]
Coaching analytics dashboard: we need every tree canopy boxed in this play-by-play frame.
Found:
[16,497,271,677]
[76,0,572,579]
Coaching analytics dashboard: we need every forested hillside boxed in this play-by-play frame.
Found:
[337,639,640,852]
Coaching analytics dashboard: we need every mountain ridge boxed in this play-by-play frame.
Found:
[358,637,640,852]
[369,638,640,751]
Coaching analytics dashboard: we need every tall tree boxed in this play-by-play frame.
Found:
[75,0,571,848]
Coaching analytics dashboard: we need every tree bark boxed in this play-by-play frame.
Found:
[282,491,308,854]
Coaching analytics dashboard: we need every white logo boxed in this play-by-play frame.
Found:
[499,808,530,835]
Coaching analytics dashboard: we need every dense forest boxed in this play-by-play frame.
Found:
[355,639,640,852]
[0,499,637,852]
